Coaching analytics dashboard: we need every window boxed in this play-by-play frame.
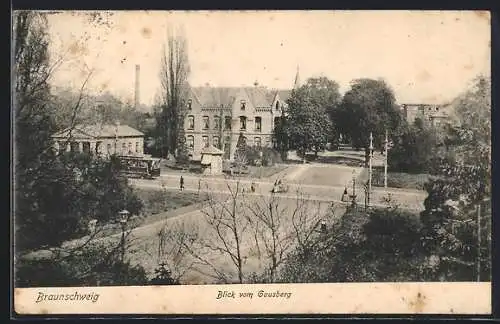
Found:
[275,101,280,111]
[122,143,127,154]
[266,137,271,147]
[254,137,261,148]
[435,107,439,111]
[128,142,133,153]
[136,142,140,153]
[213,136,220,148]
[241,100,246,110]
[214,116,221,130]
[203,116,210,130]
[240,116,247,130]
[255,116,262,132]
[224,116,232,130]
[186,135,194,149]
[187,115,194,129]
[202,136,209,148]
[107,143,112,154]
[187,99,192,110]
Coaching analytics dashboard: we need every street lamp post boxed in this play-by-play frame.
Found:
[259,150,263,178]
[350,169,357,207]
[118,209,130,263]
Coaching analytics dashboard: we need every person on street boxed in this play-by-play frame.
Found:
[180,176,184,191]
[341,187,348,202]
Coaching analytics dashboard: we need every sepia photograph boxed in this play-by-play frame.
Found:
[12,10,491,315]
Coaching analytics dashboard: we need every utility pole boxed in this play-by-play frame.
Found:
[384,129,388,189]
[476,203,481,282]
[368,132,373,207]
[115,121,119,155]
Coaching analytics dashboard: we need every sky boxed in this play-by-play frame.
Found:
[44,10,491,106]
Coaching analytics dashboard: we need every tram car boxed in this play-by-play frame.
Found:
[117,155,161,179]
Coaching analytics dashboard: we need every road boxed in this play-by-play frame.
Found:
[33,158,429,284]
[131,162,427,211]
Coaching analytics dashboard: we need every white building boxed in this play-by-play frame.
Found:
[51,123,145,157]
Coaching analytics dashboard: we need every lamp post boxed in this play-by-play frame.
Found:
[259,150,263,178]
[350,169,357,207]
[118,209,130,263]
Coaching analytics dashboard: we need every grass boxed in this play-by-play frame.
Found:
[371,168,430,190]
[246,164,288,179]
[135,188,204,218]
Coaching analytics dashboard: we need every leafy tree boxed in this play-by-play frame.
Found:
[284,79,336,161]
[420,75,491,281]
[337,78,403,165]
[13,11,55,173]
[300,77,342,143]
[389,117,439,173]
[175,126,190,169]
[272,115,289,161]
[16,153,143,251]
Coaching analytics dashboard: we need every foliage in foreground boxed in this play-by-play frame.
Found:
[278,207,433,283]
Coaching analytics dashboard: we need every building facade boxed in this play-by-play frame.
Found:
[183,85,292,161]
[52,123,145,157]
[400,103,451,127]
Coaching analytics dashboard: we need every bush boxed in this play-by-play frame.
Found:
[279,206,430,283]
[15,244,150,287]
[245,146,283,167]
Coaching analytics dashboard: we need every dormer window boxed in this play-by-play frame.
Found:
[187,99,192,110]
[241,100,246,110]
[275,101,280,111]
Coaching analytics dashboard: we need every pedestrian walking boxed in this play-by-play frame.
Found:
[180,176,184,191]
[341,187,348,202]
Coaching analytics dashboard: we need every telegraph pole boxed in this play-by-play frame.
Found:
[368,132,373,207]
[384,129,388,189]
[476,203,481,282]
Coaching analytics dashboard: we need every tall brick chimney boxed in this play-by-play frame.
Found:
[134,64,140,109]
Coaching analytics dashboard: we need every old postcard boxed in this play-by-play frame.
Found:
[12,10,491,316]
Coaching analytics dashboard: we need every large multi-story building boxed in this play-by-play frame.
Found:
[184,70,300,161]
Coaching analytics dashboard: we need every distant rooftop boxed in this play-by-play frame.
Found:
[52,123,144,139]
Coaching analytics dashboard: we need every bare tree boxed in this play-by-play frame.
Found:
[245,192,295,282]
[291,191,332,255]
[157,178,333,284]
[245,187,330,283]
[157,25,191,158]
[155,220,200,282]
[192,181,250,283]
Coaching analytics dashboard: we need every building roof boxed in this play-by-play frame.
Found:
[52,124,144,139]
[201,145,225,155]
[189,86,292,108]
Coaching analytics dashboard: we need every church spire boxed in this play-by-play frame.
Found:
[293,65,301,90]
